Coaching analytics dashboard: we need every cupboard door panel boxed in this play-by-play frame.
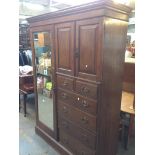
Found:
[76,18,102,81]
[55,22,74,75]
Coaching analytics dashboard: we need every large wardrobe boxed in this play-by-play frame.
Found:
[27,1,131,155]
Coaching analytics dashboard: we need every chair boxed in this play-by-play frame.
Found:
[19,74,34,117]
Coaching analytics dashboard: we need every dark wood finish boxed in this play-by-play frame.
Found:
[76,18,102,81]
[58,101,96,133]
[96,17,128,155]
[55,22,75,76]
[59,129,96,155]
[58,117,96,149]
[75,80,98,100]
[28,2,131,155]
[57,75,74,91]
[58,88,97,115]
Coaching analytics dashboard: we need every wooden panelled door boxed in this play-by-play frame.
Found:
[55,22,75,76]
[76,18,102,81]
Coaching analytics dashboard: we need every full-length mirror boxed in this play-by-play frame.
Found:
[33,31,54,130]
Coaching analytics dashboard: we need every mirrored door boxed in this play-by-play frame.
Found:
[33,30,55,132]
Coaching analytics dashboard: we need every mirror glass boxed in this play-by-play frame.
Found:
[33,31,54,130]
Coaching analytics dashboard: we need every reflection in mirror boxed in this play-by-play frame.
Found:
[33,31,54,130]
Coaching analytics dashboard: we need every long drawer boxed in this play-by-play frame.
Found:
[58,102,96,133]
[58,117,96,149]
[60,129,96,155]
[57,89,97,115]
[75,80,97,100]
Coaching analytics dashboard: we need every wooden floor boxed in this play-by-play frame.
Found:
[19,94,135,155]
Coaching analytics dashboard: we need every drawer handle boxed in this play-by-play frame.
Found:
[63,106,68,113]
[62,122,69,129]
[61,93,68,99]
[82,100,89,108]
[63,81,68,86]
[81,117,88,124]
[81,87,89,94]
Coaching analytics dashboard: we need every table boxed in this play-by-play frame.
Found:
[19,74,34,117]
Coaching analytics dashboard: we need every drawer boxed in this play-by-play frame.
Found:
[58,117,96,149]
[58,89,97,115]
[57,89,75,105]
[58,102,96,133]
[60,129,96,155]
[73,94,97,115]
[57,75,73,91]
[75,80,97,100]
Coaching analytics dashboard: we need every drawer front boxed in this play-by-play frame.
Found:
[58,117,96,149]
[57,75,74,91]
[58,102,96,133]
[57,89,75,104]
[73,94,97,115]
[58,89,97,115]
[60,130,96,155]
[75,80,97,100]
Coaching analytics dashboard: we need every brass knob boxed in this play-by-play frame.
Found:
[81,87,89,93]
[82,100,89,108]
[61,93,68,99]
[63,81,68,86]
[81,117,88,124]
[63,106,68,113]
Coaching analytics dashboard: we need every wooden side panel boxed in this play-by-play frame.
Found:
[97,17,128,155]
[76,18,102,81]
[55,22,75,75]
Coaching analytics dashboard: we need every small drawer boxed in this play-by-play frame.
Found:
[57,75,73,91]
[57,89,75,104]
[58,102,96,133]
[75,80,97,100]
[60,130,96,155]
[58,117,96,149]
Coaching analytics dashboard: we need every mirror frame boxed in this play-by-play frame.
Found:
[30,25,58,139]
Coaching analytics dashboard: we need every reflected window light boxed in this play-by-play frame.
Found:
[113,0,129,5]
[51,0,97,6]
[22,2,45,11]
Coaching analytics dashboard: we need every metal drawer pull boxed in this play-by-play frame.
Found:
[81,87,89,93]
[63,106,68,113]
[63,81,68,86]
[82,100,89,108]
[81,117,88,124]
[61,93,68,99]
